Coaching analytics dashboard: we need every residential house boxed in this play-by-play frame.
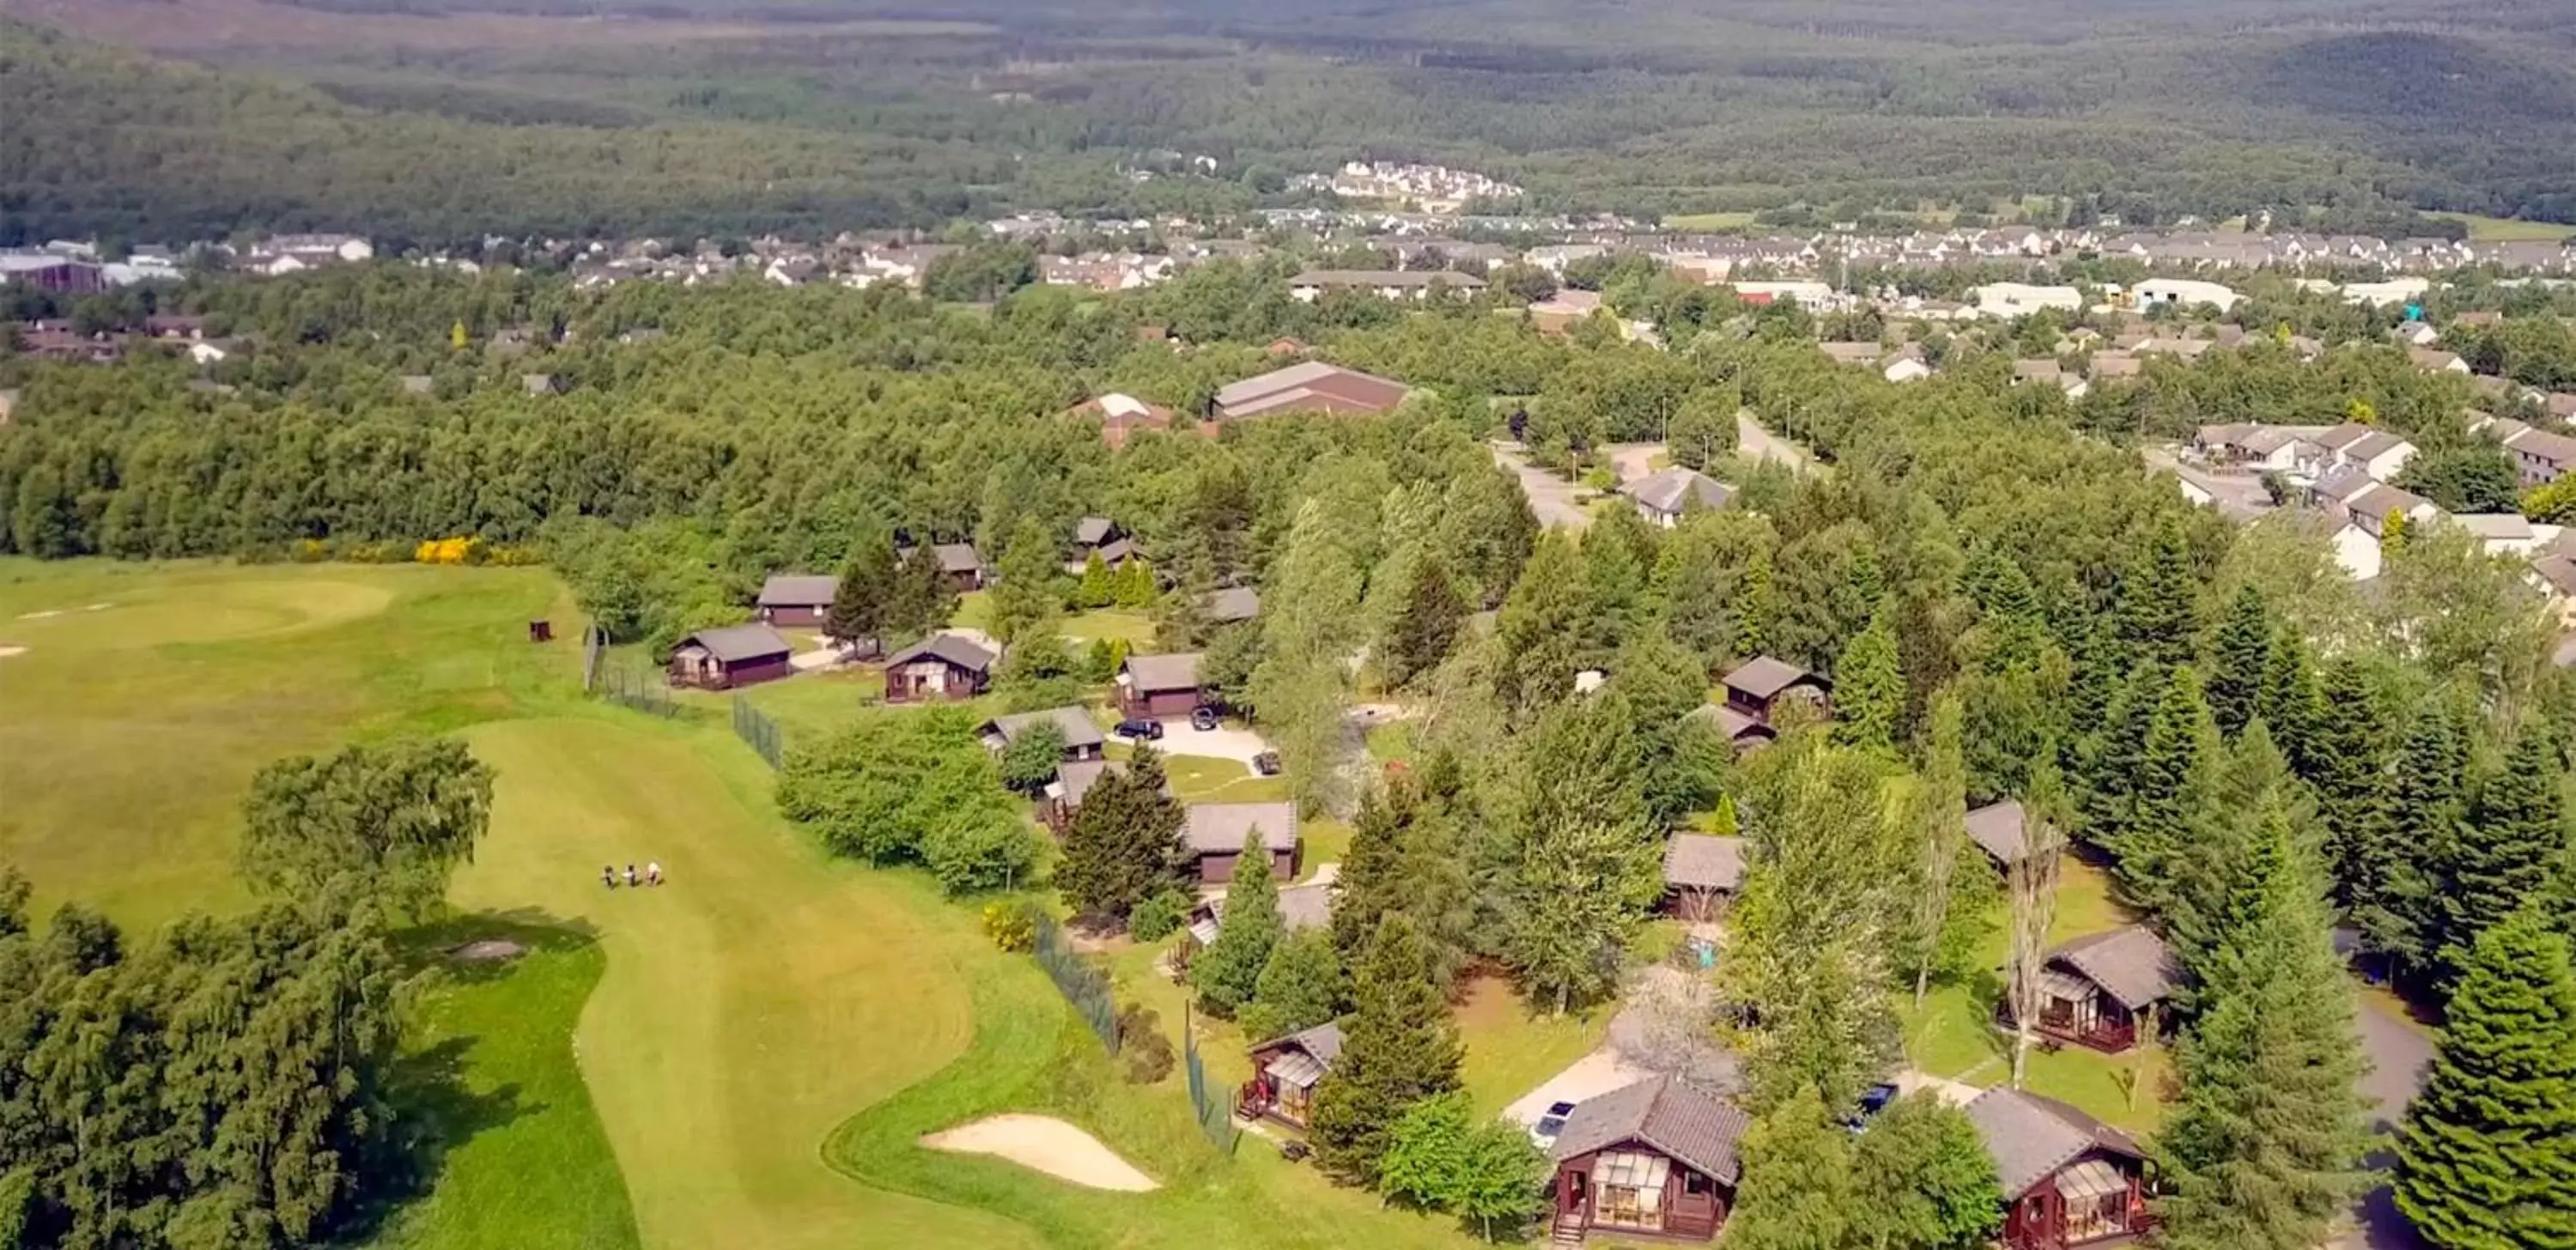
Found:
[1038,758,1142,833]
[2129,278,2240,313]
[2446,513,2543,556]
[1206,586,1262,626]
[1547,1075,1749,1245]
[1212,362,1412,422]
[1066,517,1137,573]
[2011,359,2084,397]
[1662,834,1746,921]
[1117,652,1208,717]
[928,543,987,592]
[0,389,15,424]
[398,375,434,396]
[1718,656,1832,728]
[1964,799,2032,869]
[1882,347,1934,384]
[2087,351,2142,382]
[2343,482,2441,539]
[1182,802,1300,883]
[755,574,839,628]
[1969,1088,2157,1250]
[2409,347,2471,376]
[1818,341,1884,368]
[2527,552,2576,624]
[667,623,795,690]
[1238,1022,1344,1130]
[978,707,1106,762]
[2392,320,2442,347]
[1062,393,1176,449]
[2505,427,2576,488]
[881,634,995,703]
[1286,270,1487,301]
[2314,422,2418,480]
[1684,701,1776,752]
[1188,878,1331,947]
[2014,925,2180,1054]
[522,373,562,397]
[2133,337,2213,362]
[2196,423,2327,473]
[1617,467,1735,527]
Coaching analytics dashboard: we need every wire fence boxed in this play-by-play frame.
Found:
[732,695,784,769]
[592,659,678,718]
[581,622,609,692]
[1030,913,1120,1055]
[1182,1006,1241,1154]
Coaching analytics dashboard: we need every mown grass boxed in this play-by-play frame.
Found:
[1454,975,1612,1117]
[2427,211,2576,241]
[1662,211,1758,231]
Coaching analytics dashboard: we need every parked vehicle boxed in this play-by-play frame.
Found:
[1252,750,1282,775]
[1190,707,1219,731]
[1115,718,1165,741]
[1530,1101,1577,1148]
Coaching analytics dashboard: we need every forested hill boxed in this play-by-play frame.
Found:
[0,22,1024,245]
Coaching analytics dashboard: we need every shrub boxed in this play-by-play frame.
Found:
[1116,1004,1176,1083]
[982,900,1037,952]
[1129,888,1192,941]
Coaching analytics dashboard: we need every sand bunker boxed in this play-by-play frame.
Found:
[448,939,528,963]
[0,646,24,658]
[15,610,60,620]
[920,1113,1158,1192]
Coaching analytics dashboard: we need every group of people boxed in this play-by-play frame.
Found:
[604,861,664,889]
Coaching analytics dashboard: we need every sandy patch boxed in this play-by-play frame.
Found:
[0,645,24,658]
[449,938,528,963]
[15,610,60,620]
[920,1113,1158,1192]
[83,603,112,611]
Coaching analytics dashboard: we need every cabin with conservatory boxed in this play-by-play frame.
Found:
[1969,1087,2158,1249]
[1546,1075,1747,1244]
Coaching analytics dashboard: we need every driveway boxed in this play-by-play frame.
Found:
[1736,410,1816,475]
[2336,990,2434,1250]
[2141,445,2274,522]
[1503,1047,1658,1129]
[1490,441,1593,531]
[1139,717,1273,767]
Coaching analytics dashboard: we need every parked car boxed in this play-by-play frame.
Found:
[1252,750,1282,775]
[1530,1100,1577,1149]
[1190,707,1219,731]
[1845,1083,1899,1131]
[1114,718,1164,741]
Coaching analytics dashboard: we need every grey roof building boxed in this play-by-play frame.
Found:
[1662,834,1747,893]
[1547,1075,1751,1186]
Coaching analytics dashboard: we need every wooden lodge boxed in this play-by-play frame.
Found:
[667,623,794,690]
[1547,1075,1748,1244]
[979,707,1107,762]
[1238,1021,1344,1130]
[1181,801,1299,884]
[1066,516,1137,573]
[1965,798,2034,868]
[1188,879,1331,947]
[1117,652,1209,718]
[755,573,838,628]
[1039,758,1170,834]
[1717,655,1832,728]
[2018,925,2179,1055]
[1660,834,1746,922]
[1683,701,1775,752]
[881,634,995,703]
[1968,1088,2157,1249]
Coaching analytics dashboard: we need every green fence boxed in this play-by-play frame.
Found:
[1030,913,1120,1055]
[592,659,678,717]
[1182,1006,1241,1154]
[732,695,784,769]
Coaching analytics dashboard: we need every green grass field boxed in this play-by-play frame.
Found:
[1898,857,2170,1132]
[2427,212,2576,241]
[1,558,1511,1250]
[1661,211,1758,231]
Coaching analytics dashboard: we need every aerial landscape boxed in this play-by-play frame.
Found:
[3,1,2576,1248]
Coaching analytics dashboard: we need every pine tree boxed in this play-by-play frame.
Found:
[1308,913,1464,1181]
[1967,551,2048,675]
[1332,782,1413,968]
[1722,1090,1857,1250]
[2077,661,2160,852]
[1075,550,1115,609]
[1056,746,1182,922]
[1114,557,1157,609]
[2166,722,2311,998]
[825,530,898,647]
[1832,604,1904,753]
[2432,728,2566,988]
[1382,549,1467,688]
[1503,695,1665,1013]
[2377,701,2469,978]
[2117,517,2200,669]
[2310,658,2393,927]
[2204,584,2273,737]
[1492,531,1593,717]
[885,543,960,640]
[987,517,1064,646]
[1241,928,1346,1042]
[1191,828,1284,1018]
[2256,625,2325,777]
[2395,909,2576,1250]
[2107,665,2216,916]
[2154,816,2371,1250]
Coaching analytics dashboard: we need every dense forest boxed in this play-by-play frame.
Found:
[6,0,2576,242]
[9,257,2576,1247]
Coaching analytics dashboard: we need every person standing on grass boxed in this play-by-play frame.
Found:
[625,864,639,888]
[647,861,663,886]
[604,865,617,889]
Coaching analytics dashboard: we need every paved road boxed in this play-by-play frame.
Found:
[1735,410,1816,474]
[2336,987,2435,1250]
[1490,441,1593,531]
[2140,445,2275,522]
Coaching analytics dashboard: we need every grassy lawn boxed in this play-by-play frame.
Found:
[1364,721,1420,766]
[1061,609,1157,648]
[0,557,571,929]
[1158,752,1291,804]
[1662,211,1757,231]
[2427,211,2576,241]
[372,922,641,1250]
[690,664,887,742]
[1454,975,1612,1117]
[1898,856,2170,1132]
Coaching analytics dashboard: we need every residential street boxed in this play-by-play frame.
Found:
[2337,987,2435,1250]
[2140,444,2275,522]
[1489,440,1593,530]
[1736,410,1816,475]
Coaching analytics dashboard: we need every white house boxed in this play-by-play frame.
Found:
[2131,278,2241,314]
[2312,422,2419,480]
[1971,282,2082,318]
[1726,280,1836,308]
[2343,277,2433,307]
[1884,355,1933,384]
[186,342,228,366]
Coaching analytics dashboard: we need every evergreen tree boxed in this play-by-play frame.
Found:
[1308,914,1464,1181]
[2077,662,2159,852]
[2204,584,2273,737]
[1832,604,1904,753]
[1722,1090,1856,1250]
[1191,828,1284,1018]
[1055,747,1183,922]
[1241,928,1346,1042]
[1493,531,1596,717]
[2377,701,2469,977]
[1382,549,1467,688]
[1502,695,1666,1013]
[2107,665,2216,916]
[987,516,1064,646]
[2433,729,2567,987]
[824,530,898,646]
[1113,557,1157,610]
[885,543,960,640]
[1911,690,1970,1004]
[2154,816,2370,1250]
[1333,782,1413,968]
[2256,625,2326,777]
[2117,517,2200,669]
[2166,722,2310,998]
[2394,909,2576,1249]
[1075,550,1115,609]
[2310,658,2393,927]
[1849,1094,2004,1250]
